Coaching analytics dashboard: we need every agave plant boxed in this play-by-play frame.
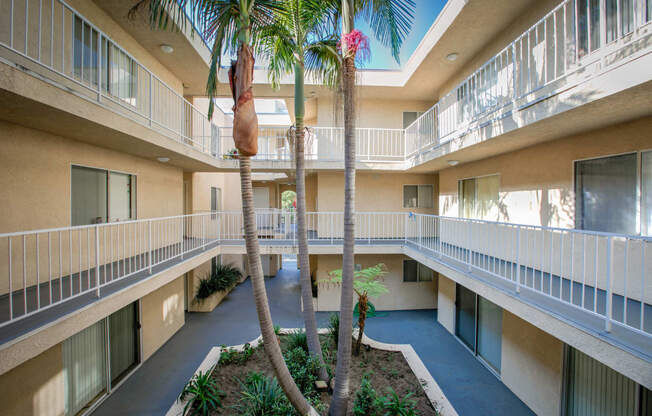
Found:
[179,371,225,416]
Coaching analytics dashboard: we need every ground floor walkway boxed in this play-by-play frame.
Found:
[93,258,533,416]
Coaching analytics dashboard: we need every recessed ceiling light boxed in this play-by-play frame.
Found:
[447,160,459,166]
[160,44,174,54]
[157,157,170,163]
[445,52,459,62]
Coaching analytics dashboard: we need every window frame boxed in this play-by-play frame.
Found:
[402,259,435,282]
[402,184,434,209]
[457,173,500,220]
[70,164,137,226]
[573,149,651,236]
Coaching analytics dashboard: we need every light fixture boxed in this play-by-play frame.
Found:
[445,52,459,62]
[447,160,459,166]
[160,44,174,54]
[157,157,170,163]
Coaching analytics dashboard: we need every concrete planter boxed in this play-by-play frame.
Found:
[189,289,230,312]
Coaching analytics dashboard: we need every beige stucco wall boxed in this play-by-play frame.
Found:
[501,311,564,416]
[0,121,183,233]
[437,274,456,335]
[141,275,185,360]
[0,344,65,416]
[317,172,438,213]
[191,172,242,212]
[315,254,437,311]
[438,117,652,227]
[316,97,432,129]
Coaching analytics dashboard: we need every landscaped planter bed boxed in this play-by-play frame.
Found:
[208,333,439,415]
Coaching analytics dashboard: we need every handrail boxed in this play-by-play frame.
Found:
[1,211,649,338]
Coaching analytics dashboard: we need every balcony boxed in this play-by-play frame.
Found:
[0,0,220,170]
[0,210,649,379]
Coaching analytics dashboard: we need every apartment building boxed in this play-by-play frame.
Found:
[0,0,651,415]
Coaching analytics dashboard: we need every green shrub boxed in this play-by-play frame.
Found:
[328,313,340,347]
[353,373,379,416]
[195,277,214,301]
[219,343,255,365]
[283,347,323,398]
[273,324,281,335]
[286,330,309,353]
[377,387,417,416]
[210,263,242,292]
[179,371,224,416]
[232,372,296,416]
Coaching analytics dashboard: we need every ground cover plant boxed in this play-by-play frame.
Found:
[204,334,437,415]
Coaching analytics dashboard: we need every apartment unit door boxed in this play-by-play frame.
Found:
[455,285,503,374]
[253,187,270,209]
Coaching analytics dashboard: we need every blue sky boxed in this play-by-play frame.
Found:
[355,0,446,69]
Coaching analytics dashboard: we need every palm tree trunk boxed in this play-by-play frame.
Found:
[232,22,315,414]
[294,62,329,382]
[330,1,356,413]
[240,157,316,415]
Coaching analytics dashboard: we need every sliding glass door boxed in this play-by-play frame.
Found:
[455,284,503,374]
[63,303,139,415]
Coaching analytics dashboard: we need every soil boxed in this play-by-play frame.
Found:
[210,334,438,415]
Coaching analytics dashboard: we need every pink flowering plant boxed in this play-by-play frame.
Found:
[339,29,371,63]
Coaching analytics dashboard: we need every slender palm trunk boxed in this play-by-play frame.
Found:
[240,157,316,415]
[233,14,314,414]
[330,1,356,411]
[294,62,329,382]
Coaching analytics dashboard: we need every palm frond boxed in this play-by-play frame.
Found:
[356,0,415,63]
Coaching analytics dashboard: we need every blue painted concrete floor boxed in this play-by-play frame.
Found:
[93,258,533,416]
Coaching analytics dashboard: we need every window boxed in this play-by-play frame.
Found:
[575,153,637,234]
[211,256,221,275]
[403,185,434,209]
[643,152,652,236]
[402,112,423,129]
[73,17,100,86]
[403,260,434,282]
[606,0,635,43]
[71,166,136,226]
[210,187,221,219]
[102,40,138,106]
[458,174,500,220]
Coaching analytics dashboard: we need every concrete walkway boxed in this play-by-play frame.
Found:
[93,258,533,416]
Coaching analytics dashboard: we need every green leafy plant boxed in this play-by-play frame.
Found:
[377,388,417,416]
[283,347,323,398]
[353,373,379,416]
[322,263,389,355]
[223,148,239,160]
[219,343,255,366]
[286,330,309,353]
[179,371,224,416]
[273,324,281,335]
[328,312,340,347]
[233,372,296,416]
[210,263,242,292]
[194,277,214,301]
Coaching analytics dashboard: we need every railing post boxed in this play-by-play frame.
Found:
[605,236,613,332]
[180,217,184,260]
[467,221,473,272]
[148,220,152,274]
[202,215,206,250]
[418,215,422,247]
[95,225,100,297]
[404,214,408,244]
[149,73,153,126]
[515,227,521,294]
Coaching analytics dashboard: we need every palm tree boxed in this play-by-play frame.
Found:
[329,1,414,414]
[259,0,340,382]
[132,1,316,414]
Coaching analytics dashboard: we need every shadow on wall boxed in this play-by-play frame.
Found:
[162,293,181,329]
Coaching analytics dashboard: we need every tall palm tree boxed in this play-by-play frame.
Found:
[259,0,340,382]
[328,1,414,414]
[132,1,316,414]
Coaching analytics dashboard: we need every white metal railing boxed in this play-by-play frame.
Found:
[405,0,652,157]
[0,0,218,156]
[406,213,652,338]
[1,211,650,340]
